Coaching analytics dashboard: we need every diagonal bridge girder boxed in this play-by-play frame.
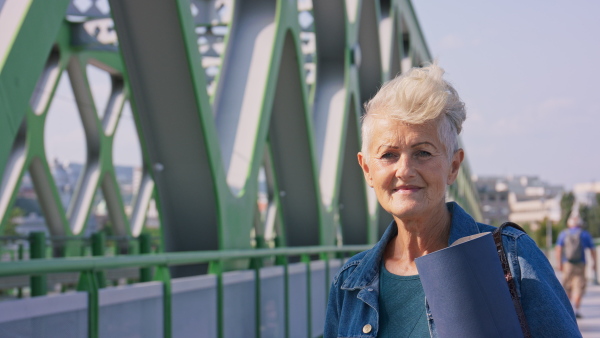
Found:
[0,0,484,275]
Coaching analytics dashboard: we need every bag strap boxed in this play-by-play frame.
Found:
[493,222,532,338]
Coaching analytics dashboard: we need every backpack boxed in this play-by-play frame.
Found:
[563,229,583,263]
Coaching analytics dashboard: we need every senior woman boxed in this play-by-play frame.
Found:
[324,63,580,337]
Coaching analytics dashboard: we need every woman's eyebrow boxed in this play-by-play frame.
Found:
[376,144,400,152]
[411,141,437,149]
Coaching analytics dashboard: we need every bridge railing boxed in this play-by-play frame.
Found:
[0,244,370,338]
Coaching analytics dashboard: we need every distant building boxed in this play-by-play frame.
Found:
[13,213,49,237]
[49,159,83,208]
[13,211,100,237]
[473,175,563,228]
[473,176,510,226]
[573,181,600,207]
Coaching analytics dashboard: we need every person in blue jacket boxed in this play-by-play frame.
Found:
[324,62,580,337]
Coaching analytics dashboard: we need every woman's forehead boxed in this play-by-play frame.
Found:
[366,117,442,150]
[371,117,439,137]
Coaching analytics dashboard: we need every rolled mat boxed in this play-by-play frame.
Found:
[415,232,523,338]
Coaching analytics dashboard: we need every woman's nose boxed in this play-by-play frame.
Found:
[394,155,415,179]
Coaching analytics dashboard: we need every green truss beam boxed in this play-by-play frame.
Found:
[0,0,482,268]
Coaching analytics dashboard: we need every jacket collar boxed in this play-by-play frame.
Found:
[446,201,481,245]
[341,202,481,290]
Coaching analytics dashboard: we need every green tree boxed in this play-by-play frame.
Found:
[521,218,561,249]
[522,222,544,248]
[580,194,600,238]
[99,219,115,237]
[579,205,590,228]
[588,210,600,238]
[142,226,163,252]
[592,194,600,238]
[2,207,25,236]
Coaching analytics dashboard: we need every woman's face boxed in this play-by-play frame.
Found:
[358,117,464,221]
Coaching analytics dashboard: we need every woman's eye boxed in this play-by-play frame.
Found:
[380,153,397,160]
[415,150,432,158]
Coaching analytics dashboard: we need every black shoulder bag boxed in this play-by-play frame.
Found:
[492,222,532,338]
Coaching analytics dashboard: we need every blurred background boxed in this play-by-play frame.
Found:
[0,0,599,336]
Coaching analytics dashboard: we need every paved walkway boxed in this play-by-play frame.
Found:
[578,280,600,337]
[554,268,600,337]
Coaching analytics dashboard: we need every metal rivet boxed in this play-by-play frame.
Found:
[153,163,164,172]
[367,288,373,292]
[363,324,372,333]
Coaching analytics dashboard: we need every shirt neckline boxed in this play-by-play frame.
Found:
[380,261,421,281]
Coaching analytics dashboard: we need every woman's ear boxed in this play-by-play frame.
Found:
[447,148,464,185]
[357,152,373,187]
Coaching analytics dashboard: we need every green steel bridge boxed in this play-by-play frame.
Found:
[0,0,482,337]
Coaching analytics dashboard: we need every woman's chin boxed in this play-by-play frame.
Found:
[388,202,426,220]
[387,199,445,221]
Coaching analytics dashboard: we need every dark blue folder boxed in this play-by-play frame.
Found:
[415,232,523,338]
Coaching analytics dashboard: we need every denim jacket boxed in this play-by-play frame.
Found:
[325,202,580,337]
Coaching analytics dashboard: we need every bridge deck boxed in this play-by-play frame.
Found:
[554,268,600,337]
[579,280,600,337]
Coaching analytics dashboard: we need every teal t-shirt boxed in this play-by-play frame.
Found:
[378,262,429,337]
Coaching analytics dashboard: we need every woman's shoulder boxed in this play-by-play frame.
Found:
[476,221,539,261]
[332,250,370,286]
[476,222,528,239]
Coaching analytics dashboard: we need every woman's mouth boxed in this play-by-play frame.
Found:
[393,185,421,193]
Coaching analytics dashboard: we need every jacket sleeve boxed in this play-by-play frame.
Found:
[509,233,581,337]
[324,280,340,338]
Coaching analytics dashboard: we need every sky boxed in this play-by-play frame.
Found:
[44,65,142,170]
[411,1,600,190]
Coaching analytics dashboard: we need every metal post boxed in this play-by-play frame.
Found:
[91,232,105,255]
[139,233,153,282]
[91,232,107,288]
[117,238,129,255]
[209,261,224,338]
[254,267,261,338]
[251,234,266,338]
[154,265,172,338]
[29,231,47,296]
[18,242,24,298]
[275,255,290,338]
[78,270,99,338]
[301,254,312,337]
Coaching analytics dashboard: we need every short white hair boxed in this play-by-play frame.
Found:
[361,62,466,159]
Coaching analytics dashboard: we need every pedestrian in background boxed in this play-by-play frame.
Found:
[556,216,598,318]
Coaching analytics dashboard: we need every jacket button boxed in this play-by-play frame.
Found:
[363,324,372,333]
